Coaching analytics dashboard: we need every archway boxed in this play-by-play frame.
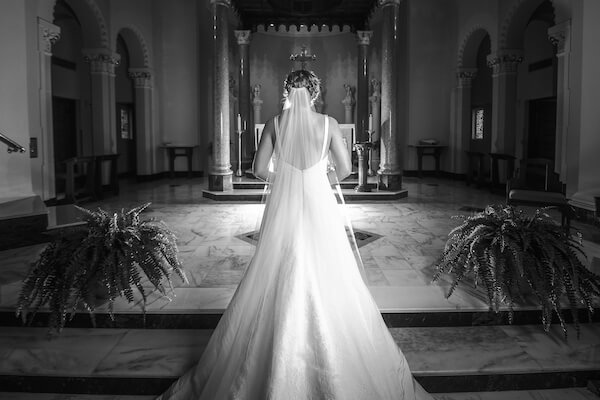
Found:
[116,27,154,177]
[451,27,492,181]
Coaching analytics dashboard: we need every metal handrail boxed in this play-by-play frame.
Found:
[0,131,26,153]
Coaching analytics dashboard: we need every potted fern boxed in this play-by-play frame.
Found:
[16,203,188,335]
[434,204,600,337]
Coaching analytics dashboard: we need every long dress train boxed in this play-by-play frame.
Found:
[157,112,432,399]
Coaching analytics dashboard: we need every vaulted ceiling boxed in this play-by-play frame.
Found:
[231,0,378,32]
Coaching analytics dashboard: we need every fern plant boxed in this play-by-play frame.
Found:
[16,203,188,335]
[434,204,600,337]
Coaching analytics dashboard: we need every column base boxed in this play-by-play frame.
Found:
[377,173,402,191]
[209,173,233,191]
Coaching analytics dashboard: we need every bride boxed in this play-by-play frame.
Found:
[157,70,432,399]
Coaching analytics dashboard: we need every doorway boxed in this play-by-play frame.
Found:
[527,97,557,161]
[52,96,78,192]
[116,103,136,177]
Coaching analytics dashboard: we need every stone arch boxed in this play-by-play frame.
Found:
[499,0,556,49]
[457,26,492,69]
[116,26,151,69]
[52,0,109,48]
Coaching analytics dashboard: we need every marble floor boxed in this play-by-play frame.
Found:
[1,176,599,316]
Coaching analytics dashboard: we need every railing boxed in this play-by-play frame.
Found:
[0,131,26,153]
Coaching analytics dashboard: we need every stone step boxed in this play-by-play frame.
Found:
[0,324,598,395]
[2,308,598,330]
[0,388,598,400]
[202,186,408,201]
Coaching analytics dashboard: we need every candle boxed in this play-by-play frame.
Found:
[243,120,247,131]
[368,114,373,131]
[237,114,242,131]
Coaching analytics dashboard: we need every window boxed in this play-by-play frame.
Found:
[472,108,484,140]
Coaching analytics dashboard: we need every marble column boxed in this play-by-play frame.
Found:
[128,68,154,177]
[548,21,571,180]
[356,31,373,142]
[451,68,477,174]
[378,0,403,190]
[234,30,252,169]
[209,0,233,191]
[36,18,60,200]
[83,48,120,156]
[486,50,523,155]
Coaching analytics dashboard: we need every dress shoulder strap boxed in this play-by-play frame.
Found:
[274,116,279,136]
[320,115,329,159]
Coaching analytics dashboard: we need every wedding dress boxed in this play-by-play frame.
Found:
[157,88,432,400]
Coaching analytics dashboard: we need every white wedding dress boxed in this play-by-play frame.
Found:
[157,89,432,400]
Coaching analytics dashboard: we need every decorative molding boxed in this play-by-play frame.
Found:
[456,25,492,68]
[37,18,61,55]
[378,0,401,7]
[83,48,121,75]
[456,68,478,88]
[486,50,523,75]
[356,30,373,46]
[234,30,251,45]
[82,0,109,48]
[128,68,152,88]
[548,20,571,54]
[369,79,381,102]
[119,25,151,68]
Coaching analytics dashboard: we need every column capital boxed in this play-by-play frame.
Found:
[234,30,251,45]
[548,20,571,54]
[83,48,121,75]
[456,68,477,88]
[486,50,523,75]
[37,18,60,55]
[378,0,401,7]
[210,0,232,6]
[128,68,152,88]
[356,30,373,46]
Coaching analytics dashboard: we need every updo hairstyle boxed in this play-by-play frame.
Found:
[283,70,321,101]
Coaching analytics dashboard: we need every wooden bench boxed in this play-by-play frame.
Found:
[506,158,570,229]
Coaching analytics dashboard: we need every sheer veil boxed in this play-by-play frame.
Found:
[257,87,366,278]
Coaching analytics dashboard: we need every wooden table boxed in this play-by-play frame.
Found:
[160,145,198,178]
[410,144,447,178]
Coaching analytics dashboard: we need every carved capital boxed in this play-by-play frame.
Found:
[378,0,401,7]
[234,30,251,45]
[83,48,121,75]
[548,20,571,54]
[456,68,477,88]
[486,50,523,75]
[210,0,232,6]
[128,68,152,88]
[356,31,373,46]
[37,18,60,55]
